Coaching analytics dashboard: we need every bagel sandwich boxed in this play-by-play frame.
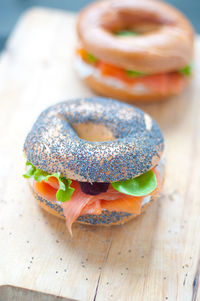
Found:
[75,0,194,102]
[23,98,165,234]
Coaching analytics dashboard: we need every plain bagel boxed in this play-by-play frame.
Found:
[77,0,194,73]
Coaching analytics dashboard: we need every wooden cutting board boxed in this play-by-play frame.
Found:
[0,8,200,301]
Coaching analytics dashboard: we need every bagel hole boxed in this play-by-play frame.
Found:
[113,23,162,35]
[71,122,115,142]
[101,10,171,35]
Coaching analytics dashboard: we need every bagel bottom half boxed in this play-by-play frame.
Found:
[28,174,164,226]
[84,74,188,104]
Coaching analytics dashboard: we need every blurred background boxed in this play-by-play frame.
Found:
[0,0,199,51]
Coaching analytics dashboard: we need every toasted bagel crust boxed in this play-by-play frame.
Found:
[77,0,194,73]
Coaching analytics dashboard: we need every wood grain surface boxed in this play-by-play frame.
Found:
[0,8,200,301]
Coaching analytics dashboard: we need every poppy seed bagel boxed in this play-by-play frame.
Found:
[24,97,164,183]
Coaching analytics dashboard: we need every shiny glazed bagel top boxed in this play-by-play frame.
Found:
[77,0,194,74]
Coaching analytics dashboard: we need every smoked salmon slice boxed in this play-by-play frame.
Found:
[34,180,57,202]
[62,185,94,235]
[33,169,160,234]
[98,62,185,95]
[77,48,185,95]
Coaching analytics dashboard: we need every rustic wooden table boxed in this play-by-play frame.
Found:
[0,8,200,301]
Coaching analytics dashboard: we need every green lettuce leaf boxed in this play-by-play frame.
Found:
[179,65,192,76]
[86,53,98,64]
[23,161,36,178]
[23,161,74,202]
[126,70,146,77]
[111,170,157,197]
[115,30,138,37]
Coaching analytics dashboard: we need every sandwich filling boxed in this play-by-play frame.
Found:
[76,47,191,95]
[24,159,164,234]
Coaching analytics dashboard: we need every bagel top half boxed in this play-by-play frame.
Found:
[77,0,194,74]
[24,97,164,183]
